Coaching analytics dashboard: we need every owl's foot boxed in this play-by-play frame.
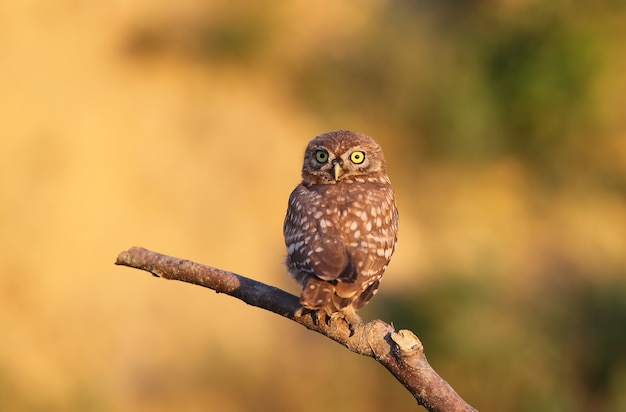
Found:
[294,306,328,327]
[294,305,363,336]
[328,307,363,336]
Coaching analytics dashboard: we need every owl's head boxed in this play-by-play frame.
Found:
[301,130,388,185]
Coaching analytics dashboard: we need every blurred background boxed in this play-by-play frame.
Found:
[1,1,625,411]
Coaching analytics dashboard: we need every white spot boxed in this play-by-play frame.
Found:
[314,211,323,219]
[309,284,317,290]
[353,230,361,238]
[349,221,358,231]
[319,219,330,229]
[376,217,382,227]
[315,246,324,253]
[376,248,385,257]
[365,221,372,232]
[287,243,296,254]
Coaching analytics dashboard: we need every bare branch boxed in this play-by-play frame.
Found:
[115,247,477,412]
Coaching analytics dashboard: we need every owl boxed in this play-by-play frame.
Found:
[283,130,399,316]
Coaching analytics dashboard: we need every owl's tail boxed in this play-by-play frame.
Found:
[300,277,380,315]
[300,277,336,311]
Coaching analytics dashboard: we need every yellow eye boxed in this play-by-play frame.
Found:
[314,149,329,163]
[350,151,365,164]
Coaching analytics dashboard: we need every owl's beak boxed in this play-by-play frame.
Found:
[333,163,344,181]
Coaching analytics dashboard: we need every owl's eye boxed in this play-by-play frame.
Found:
[314,149,329,163]
[350,151,365,164]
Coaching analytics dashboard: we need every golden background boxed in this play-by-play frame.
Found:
[1,1,625,411]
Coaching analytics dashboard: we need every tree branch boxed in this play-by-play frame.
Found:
[115,246,477,412]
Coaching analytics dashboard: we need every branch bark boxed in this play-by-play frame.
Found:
[115,246,477,412]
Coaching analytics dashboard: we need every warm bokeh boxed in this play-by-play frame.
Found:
[1,1,625,411]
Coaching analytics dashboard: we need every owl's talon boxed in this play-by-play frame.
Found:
[294,306,320,324]
[293,306,305,319]
[312,310,323,326]
[339,308,363,335]
[298,307,326,327]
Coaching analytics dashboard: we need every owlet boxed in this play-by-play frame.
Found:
[283,130,399,315]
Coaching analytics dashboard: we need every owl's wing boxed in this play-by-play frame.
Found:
[308,236,353,282]
[289,218,353,282]
[284,185,353,283]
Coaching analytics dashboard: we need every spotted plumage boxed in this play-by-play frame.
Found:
[283,130,399,315]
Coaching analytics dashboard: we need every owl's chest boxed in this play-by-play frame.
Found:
[308,183,367,214]
[302,182,392,234]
